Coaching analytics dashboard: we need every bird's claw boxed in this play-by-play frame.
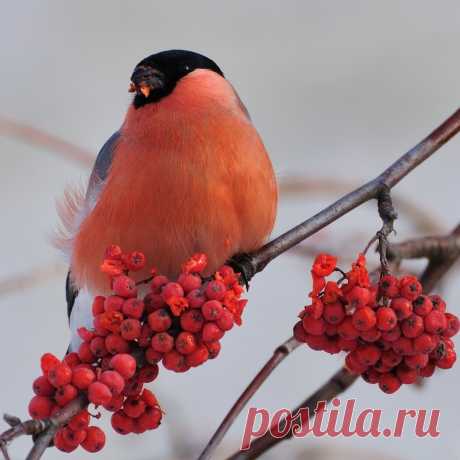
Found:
[227,253,255,290]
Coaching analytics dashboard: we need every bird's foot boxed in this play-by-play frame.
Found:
[227,253,256,290]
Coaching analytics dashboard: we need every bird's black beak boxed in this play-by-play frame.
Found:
[129,66,164,98]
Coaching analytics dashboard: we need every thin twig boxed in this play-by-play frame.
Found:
[198,337,300,460]
[237,108,460,281]
[227,367,358,460]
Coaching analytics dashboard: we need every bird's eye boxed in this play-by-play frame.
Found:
[184,65,190,71]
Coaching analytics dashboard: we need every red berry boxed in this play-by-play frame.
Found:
[401,314,424,338]
[345,351,368,374]
[392,337,414,356]
[204,280,226,301]
[110,354,137,379]
[138,324,154,348]
[92,296,106,316]
[123,397,146,418]
[443,313,459,338]
[302,314,326,336]
[88,382,112,406]
[376,307,397,331]
[163,350,190,372]
[99,370,125,395]
[180,310,205,332]
[90,336,108,357]
[379,274,399,298]
[202,322,224,342]
[150,275,169,293]
[69,410,90,431]
[137,364,159,383]
[162,282,184,301]
[105,334,130,354]
[399,275,422,301]
[429,295,446,312]
[136,406,162,431]
[355,344,381,366]
[413,334,436,354]
[123,251,146,271]
[144,292,166,312]
[33,376,55,397]
[293,321,308,342]
[78,342,96,363]
[405,353,429,370]
[337,317,360,340]
[360,327,382,343]
[378,373,401,393]
[103,394,124,412]
[205,340,221,359]
[216,309,234,331]
[148,308,173,332]
[424,310,447,334]
[72,366,96,390]
[202,300,224,321]
[337,337,358,352]
[381,324,401,342]
[122,298,144,319]
[362,368,380,384]
[104,295,124,312]
[175,332,197,355]
[304,334,329,351]
[352,307,376,331]
[120,318,142,341]
[40,353,60,374]
[396,364,418,384]
[28,395,53,419]
[323,302,345,325]
[151,332,174,353]
[112,275,137,298]
[186,344,209,367]
[419,361,436,377]
[112,411,134,434]
[105,244,123,260]
[81,426,106,452]
[61,426,86,448]
[186,288,206,309]
[381,349,403,367]
[54,429,77,453]
[413,295,433,316]
[63,352,81,369]
[145,347,162,364]
[178,273,202,293]
[141,389,159,407]
[55,384,78,407]
[436,348,456,369]
[390,297,413,320]
[346,286,371,308]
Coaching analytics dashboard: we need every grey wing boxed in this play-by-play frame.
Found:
[66,131,121,323]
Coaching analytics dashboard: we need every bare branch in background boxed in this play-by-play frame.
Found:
[0,116,93,167]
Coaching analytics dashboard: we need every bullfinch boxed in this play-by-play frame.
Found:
[56,50,278,350]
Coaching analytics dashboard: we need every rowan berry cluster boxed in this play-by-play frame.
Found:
[27,246,246,453]
[294,253,459,394]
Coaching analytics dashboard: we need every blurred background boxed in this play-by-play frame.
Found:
[1,1,459,459]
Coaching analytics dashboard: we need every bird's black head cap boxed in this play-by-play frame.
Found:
[130,49,224,108]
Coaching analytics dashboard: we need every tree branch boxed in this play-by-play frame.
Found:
[0,395,87,460]
[236,108,460,282]
[198,337,300,460]
[223,223,460,459]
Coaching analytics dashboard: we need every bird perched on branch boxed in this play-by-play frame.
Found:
[56,50,278,350]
